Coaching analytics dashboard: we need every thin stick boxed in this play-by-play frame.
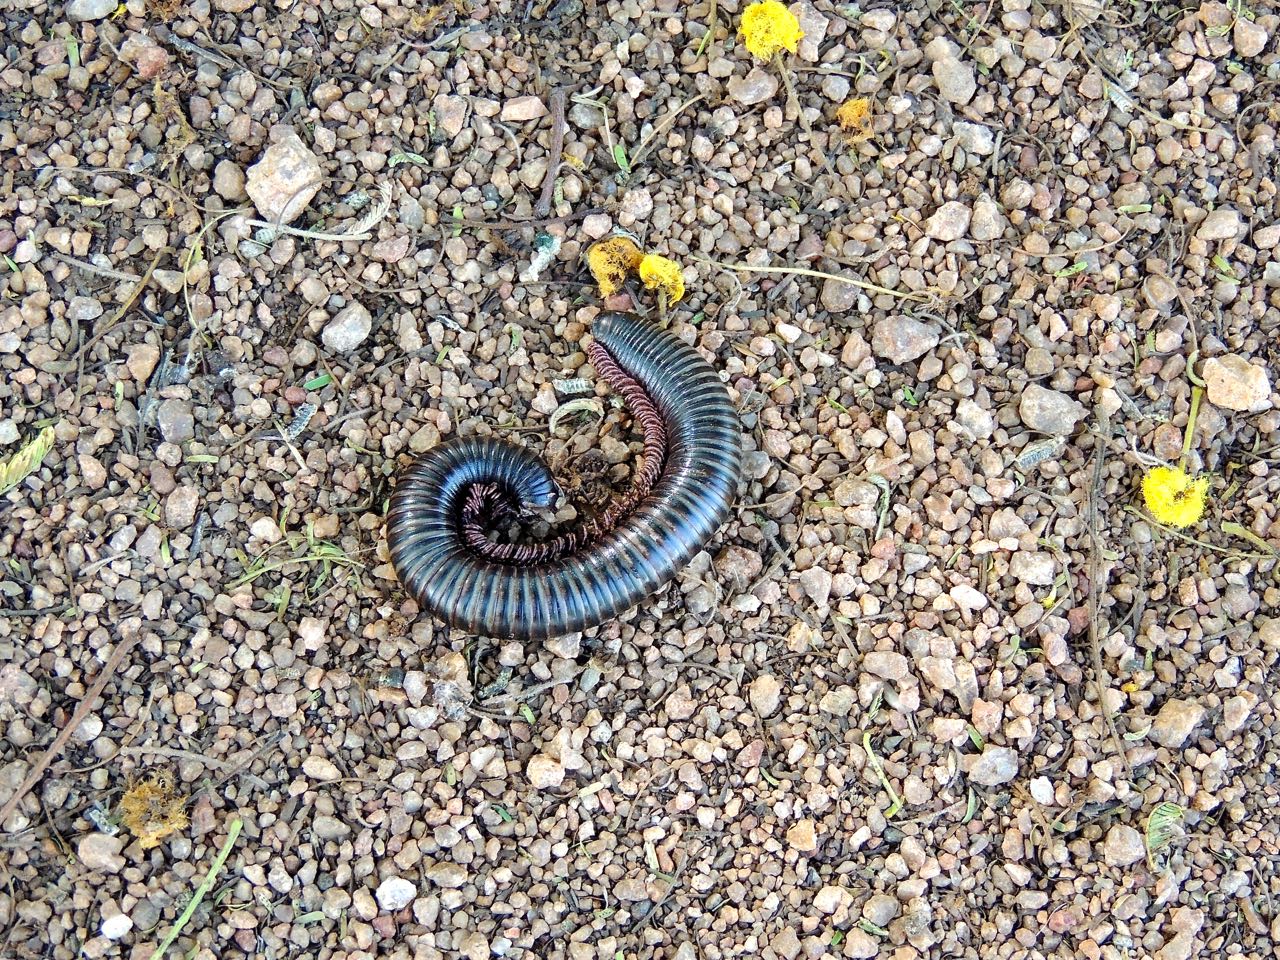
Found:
[1180,385,1203,466]
[51,253,143,283]
[117,745,246,773]
[0,604,73,618]
[0,628,141,828]
[1123,506,1275,560]
[694,256,935,303]
[1087,415,1132,776]
[148,818,243,960]
[631,94,706,169]
[629,844,696,933]
[775,52,835,178]
[74,247,165,362]
[534,88,569,218]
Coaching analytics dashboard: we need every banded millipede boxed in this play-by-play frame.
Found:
[385,312,742,641]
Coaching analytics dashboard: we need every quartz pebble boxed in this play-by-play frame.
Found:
[1149,699,1205,748]
[101,914,134,940]
[728,67,779,105]
[749,674,783,717]
[968,747,1019,786]
[78,834,126,873]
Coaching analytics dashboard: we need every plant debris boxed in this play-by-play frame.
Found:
[117,772,189,850]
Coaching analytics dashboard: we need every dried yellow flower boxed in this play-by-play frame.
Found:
[638,254,685,304]
[1141,465,1209,528]
[740,1,803,61]
[119,772,188,849]
[586,236,643,298]
[835,97,873,143]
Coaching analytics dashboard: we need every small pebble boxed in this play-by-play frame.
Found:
[728,67,779,105]
[871,317,940,364]
[526,754,565,789]
[375,877,417,912]
[1018,385,1087,435]
[100,914,133,940]
[749,673,782,717]
[245,128,324,225]
[1202,355,1271,412]
[322,303,373,353]
[1148,699,1205,748]
[968,747,1019,786]
[78,834,126,873]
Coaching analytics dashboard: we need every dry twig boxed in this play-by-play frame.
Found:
[1086,414,1132,776]
[534,88,569,218]
[0,626,141,829]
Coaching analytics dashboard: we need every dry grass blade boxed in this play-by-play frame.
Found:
[148,818,243,960]
[1145,801,1184,867]
[631,94,706,169]
[245,181,394,243]
[73,248,165,365]
[0,425,56,495]
[862,731,904,818]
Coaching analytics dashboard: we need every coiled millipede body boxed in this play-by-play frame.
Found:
[386,312,743,641]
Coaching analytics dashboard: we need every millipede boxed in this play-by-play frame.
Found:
[385,312,743,641]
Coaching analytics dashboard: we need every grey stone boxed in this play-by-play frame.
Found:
[375,877,417,912]
[165,485,199,528]
[925,201,972,241]
[1196,207,1242,242]
[749,674,782,717]
[1149,698,1205,748]
[728,67,779,105]
[212,161,247,202]
[968,747,1019,786]
[932,57,976,105]
[872,317,940,364]
[820,277,859,312]
[78,833,126,872]
[67,297,104,322]
[322,303,373,353]
[1202,355,1271,412]
[953,121,995,155]
[67,0,117,20]
[313,815,350,840]
[971,195,1005,241]
[157,399,195,444]
[1018,384,1087,434]
[1103,824,1145,866]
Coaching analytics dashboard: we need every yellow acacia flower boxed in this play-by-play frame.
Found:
[638,254,685,304]
[586,236,643,297]
[1142,465,1209,528]
[740,1,803,61]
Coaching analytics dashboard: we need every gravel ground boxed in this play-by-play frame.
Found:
[1,1,1279,958]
